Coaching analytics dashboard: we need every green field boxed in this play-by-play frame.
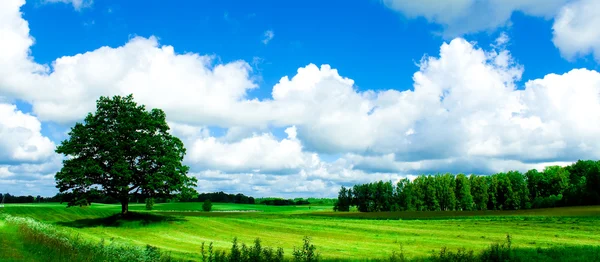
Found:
[2,203,600,261]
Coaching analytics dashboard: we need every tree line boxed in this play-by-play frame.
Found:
[1,193,62,204]
[257,198,311,206]
[334,160,600,212]
[195,192,256,204]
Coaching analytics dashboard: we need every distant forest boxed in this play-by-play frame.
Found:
[0,191,257,205]
[335,160,600,212]
[1,190,335,206]
[0,194,61,204]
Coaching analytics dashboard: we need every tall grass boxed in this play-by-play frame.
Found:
[382,233,600,262]
[3,214,173,262]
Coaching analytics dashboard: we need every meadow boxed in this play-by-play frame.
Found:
[2,203,600,261]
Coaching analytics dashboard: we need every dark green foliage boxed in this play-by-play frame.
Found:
[455,174,473,211]
[203,200,213,212]
[396,178,415,211]
[55,212,182,228]
[435,174,456,211]
[292,236,319,262]
[1,193,64,204]
[196,192,256,204]
[432,247,476,262]
[201,237,290,262]
[334,186,351,212]
[54,94,197,215]
[338,160,600,213]
[388,245,407,262]
[479,234,512,262]
[230,237,241,262]
[469,175,488,211]
[494,173,515,210]
[145,198,155,210]
[424,234,511,262]
[424,176,440,211]
[507,171,530,209]
[258,198,310,206]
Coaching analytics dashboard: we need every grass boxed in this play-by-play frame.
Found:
[313,206,600,220]
[0,219,36,261]
[2,203,600,261]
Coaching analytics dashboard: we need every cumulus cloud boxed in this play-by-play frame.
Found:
[553,0,600,62]
[0,150,62,196]
[2,0,600,197]
[0,100,57,196]
[3,35,262,125]
[0,103,55,163]
[186,126,313,173]
[381,0,569,37]
[382,0,600,63]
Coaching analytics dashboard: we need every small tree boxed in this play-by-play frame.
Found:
[202,199,212,212]
[145,197,155,210]
[55,94,197,215]
[293,236,319,262]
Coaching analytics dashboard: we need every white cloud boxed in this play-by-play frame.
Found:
[382,0,570,37]
[2,0,600,198]
[0,103,55,163]
[262,30,274,44]
[382,0,600,63]
[2,34,264,125]
[272,38,600,165]
[186,126,312,173]
[0,100,57,196]
[43,0,93,10]
[553,0,600,62]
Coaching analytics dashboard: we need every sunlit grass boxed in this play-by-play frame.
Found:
[2,203,600,260]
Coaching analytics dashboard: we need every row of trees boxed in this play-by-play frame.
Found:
[1,193,62,204]
[196,192,256,204]
[335,160,600,212]
[257,198,311,206]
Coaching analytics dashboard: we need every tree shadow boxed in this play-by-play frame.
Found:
[56,212,186,228]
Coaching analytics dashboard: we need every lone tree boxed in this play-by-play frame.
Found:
[202,199,212,212]
[55,94,197,215]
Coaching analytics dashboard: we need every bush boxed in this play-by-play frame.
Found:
[532,194,563,208]
[292,236,319,262]
[480,234,512,262]
[202,199,212,212]
[201,237,284,262]
[145,198,155,211]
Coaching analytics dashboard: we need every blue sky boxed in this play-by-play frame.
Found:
[2,0,600,197]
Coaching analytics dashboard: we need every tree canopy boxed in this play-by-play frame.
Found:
[55,94,197,214]
[335,160,600,212]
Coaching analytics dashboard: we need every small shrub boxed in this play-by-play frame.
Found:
[293,236,319,262]
[203,200,213,212]
[145,198,155,211]
[230,237,241,262]
[388,244,407,262]
[480,234,512,262]
[201,238,285,262]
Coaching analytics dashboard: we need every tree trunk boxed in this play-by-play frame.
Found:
[121,197,129,215]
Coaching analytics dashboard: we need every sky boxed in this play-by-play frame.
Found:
[1,0,600,198]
